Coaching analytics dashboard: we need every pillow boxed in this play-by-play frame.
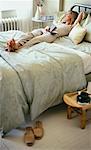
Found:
[82,14,91,27]
[69,23,87,44]
[53,11,65,24]
[82,12,88,20]
[84,23,91,42]
[80,13,90,26]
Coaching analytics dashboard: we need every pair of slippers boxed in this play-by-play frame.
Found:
[24,121,44,146]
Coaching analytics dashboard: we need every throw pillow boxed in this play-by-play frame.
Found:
[69,23,87,44]
[53,11,65,25]
[84,23,91,42]
[82,14,91,27]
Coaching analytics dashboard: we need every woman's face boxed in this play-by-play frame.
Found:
[65,12,72,21]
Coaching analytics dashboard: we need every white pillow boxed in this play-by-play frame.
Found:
[69,23,87,44]
[57,11,65,20]
[82,14,91,27]
[84,23,91,42]
[53,11,65,24]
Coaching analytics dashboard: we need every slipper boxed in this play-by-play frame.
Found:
[24,126,35,146]
[33,121,44,140]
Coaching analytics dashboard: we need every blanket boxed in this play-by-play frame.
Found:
[0,41,86,132]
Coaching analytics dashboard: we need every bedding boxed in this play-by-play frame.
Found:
[0,3,91,133]
[54,35,91,54]
[0,30,86,133]
[84,22,91,42]
[53,11,66,24]
[69,23,87,44]
[54,36,91,74]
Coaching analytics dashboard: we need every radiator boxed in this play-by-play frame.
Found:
[0,17,19,31]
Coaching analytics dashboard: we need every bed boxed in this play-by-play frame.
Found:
[0,3,91,133]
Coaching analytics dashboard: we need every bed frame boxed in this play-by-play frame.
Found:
[70,3,91,14]
[70,3,91,82]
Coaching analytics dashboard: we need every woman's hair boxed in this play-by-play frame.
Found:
[69,10,78,23]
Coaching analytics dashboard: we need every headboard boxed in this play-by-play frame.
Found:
[70,3,91,14]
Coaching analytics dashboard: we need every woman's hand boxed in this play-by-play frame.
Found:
[45,26,50,32]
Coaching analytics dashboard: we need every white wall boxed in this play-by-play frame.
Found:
[0,0,33,10]
[0,0,33,32]
[63,0,91,11]
[44,0,60,15]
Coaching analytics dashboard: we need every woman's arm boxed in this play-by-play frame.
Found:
[72,11,83,27]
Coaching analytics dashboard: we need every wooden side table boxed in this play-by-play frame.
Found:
[63,89,91,129]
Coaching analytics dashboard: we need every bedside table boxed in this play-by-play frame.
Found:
[32,16,54,29]
[64,89,91,129]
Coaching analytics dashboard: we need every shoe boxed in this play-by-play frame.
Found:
[33,121,44,140]
[24,126,35,146]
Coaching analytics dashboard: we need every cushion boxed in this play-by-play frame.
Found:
[69,23,87,44]
[80,13,90,26]
[84,23,91,42]
[82,14,91,27]
[53,11,65,24]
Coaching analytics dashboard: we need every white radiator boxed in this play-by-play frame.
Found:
[0,17,20,31]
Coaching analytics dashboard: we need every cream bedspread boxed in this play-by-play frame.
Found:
[0,31,86,132]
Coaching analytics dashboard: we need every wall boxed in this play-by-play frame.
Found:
[63,0,91,11]
[33,0,62,17]
[33,0,62,28]
[0,0,33,32]
[45,0,60,15]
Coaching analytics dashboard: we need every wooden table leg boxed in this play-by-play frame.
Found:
[80,109,86,129]
[67,106,72,119]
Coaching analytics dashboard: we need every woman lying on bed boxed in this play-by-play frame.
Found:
[5,10,83,52]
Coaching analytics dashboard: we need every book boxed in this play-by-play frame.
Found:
[40,16,54,21]
[49,24,57,35]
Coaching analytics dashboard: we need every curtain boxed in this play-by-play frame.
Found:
[16,0,33,32]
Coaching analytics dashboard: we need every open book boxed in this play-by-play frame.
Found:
[49,24,58,35]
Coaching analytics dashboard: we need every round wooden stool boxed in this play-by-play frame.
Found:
[64,89,91,129]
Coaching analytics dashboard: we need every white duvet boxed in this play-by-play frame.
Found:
[54,36,91,75]
[54,44,91,74]
[0,30,91,74]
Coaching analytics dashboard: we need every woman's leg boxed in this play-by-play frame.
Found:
[24,32,58,47]
[18,28,44,46]
[6,28,44,52]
